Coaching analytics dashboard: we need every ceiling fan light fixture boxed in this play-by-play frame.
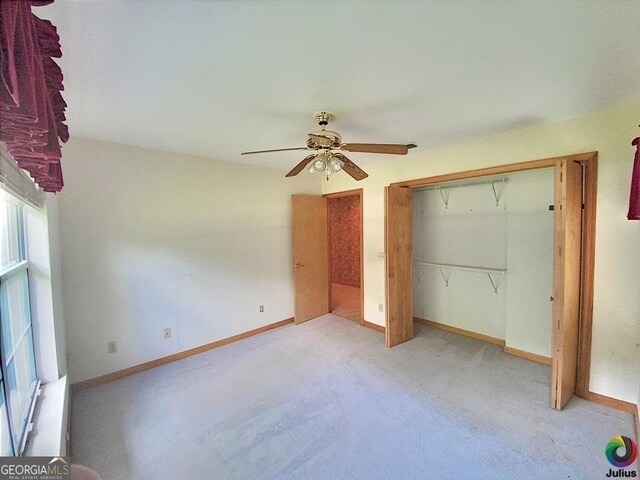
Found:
[308,158,327,174]
[308,150,333,174]
[328,156,344,173]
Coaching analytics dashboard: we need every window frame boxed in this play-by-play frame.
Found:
[0,198,41,455]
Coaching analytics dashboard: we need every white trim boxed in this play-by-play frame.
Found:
[23,205,62,383]
[0,143,44,209]
[5,323,33,364]
[24,376,68,457]
[0,259,28,280]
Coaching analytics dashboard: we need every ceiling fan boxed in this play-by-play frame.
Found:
[241,111,417,181]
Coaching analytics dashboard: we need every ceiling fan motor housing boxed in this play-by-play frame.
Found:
[307,130,342,149]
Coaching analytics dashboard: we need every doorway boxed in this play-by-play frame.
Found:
[385,152,598,410]
[291,190,364,326]
[326,190,363,324]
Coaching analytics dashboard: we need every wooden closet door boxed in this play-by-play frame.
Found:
[385,186,413,347]
[551,159,583,410]
[292,195,329,324]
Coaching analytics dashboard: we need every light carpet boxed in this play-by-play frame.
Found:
[71,314,637,479]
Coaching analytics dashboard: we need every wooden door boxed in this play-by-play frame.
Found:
[385,186,413,347]
[551,160,583,410]
[292,195,329,324]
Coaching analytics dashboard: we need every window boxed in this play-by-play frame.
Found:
[0,191,39,455]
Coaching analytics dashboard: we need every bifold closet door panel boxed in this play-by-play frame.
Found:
[551,160,583,410]
[385,186,413,347]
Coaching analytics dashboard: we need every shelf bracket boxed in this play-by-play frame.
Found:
[490,181,500,206]
[438,267,450,287]
[487,273,499,294]
[490,178,508,207]
[438,188,449,209]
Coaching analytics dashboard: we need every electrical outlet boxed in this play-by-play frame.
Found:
[163,328,172,339]
[259,305,264,313]
[378,303,384,312]
[107,341,117,354]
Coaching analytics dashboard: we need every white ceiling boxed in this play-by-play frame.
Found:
[41,0,640,171]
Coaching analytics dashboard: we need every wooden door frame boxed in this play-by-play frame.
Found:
[388,151,597,399]
[323,188,365,325]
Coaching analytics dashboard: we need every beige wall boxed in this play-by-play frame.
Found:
[57,138,319,383]
[55,105,640,403]
[325,104,640,403]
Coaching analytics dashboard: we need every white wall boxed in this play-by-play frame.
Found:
[325,104,640,403]
[412,169,554,358]
[504,168,554,358]
[57,137,319,383]
[413,182,508,340]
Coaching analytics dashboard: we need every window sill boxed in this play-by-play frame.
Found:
[24,375,68,457]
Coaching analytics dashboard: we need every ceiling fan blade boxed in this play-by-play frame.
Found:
[334,153,369,181]
[285,154,317,177]
[241,147,309,155]
[340,143,417,155]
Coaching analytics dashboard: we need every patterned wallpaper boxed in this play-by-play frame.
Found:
[328,195,361,287]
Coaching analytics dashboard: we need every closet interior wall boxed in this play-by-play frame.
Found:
[412,168,554,359]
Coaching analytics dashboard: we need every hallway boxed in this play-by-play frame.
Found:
[331,282,361,323]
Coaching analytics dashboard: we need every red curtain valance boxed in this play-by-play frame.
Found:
[0,0,67,193]
[628,137,640,220]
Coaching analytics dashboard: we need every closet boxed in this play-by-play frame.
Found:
[386,152,597,409]
[412,168,554,363]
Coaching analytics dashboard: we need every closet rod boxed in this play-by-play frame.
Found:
[413,177,508,192]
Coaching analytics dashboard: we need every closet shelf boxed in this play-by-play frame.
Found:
[413,177,508,208]
[413,261,506,294]
[413,261,506,275]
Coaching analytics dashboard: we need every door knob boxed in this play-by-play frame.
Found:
[293,263,304,269]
